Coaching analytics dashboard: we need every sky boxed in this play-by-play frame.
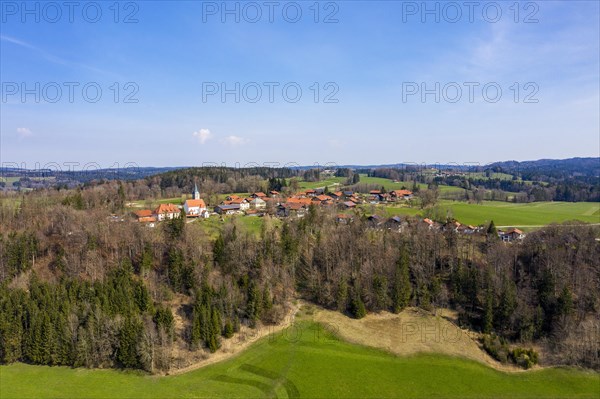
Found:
[1,0,599,169]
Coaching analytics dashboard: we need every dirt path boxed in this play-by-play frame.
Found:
[167,302,300,376]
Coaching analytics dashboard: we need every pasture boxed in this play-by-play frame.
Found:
[1,318,598,399]
[375,200,600,227]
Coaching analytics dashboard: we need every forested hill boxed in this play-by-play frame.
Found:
[486,158,600,180]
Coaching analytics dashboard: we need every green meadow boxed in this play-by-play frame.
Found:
[1,320,598,399]
[378,200,600,227]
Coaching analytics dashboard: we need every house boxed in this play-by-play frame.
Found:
[330,191,343,200]
[336,213,353,224]
[269,190,280,197]
[367,215,383,227]
[312,195,333,205]
[134,209,156,223]
[223,198,250,210]
[305,189,317,197]
[343,191,354,198]
[251,192,267,199]
[248,197,266,210]
[287,197,313,206]
[423,218,435,229]
[278,202,308,218]
[385,216,407,232]
[215,204,242,215]
[154,203,181,221]
[183,199,208,218]
[499,228,525,242]
[341,201,356,209]
[390,190,413,201]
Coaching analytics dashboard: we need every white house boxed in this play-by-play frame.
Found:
[249,197,266,210]
[154,203,181,221]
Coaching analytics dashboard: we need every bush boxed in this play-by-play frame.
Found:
[510,347,539,369]
[481,334,510,363]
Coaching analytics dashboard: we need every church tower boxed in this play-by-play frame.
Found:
[193,183,200,200]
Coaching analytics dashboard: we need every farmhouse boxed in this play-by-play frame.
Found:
[154,203,181,221]
[223,198,250,210]
[390,189,413,200]
[499,228,525,242]
[248,197,266,210]
[215,204,242,215]
[342,201,356,209]
[133,209,156,223]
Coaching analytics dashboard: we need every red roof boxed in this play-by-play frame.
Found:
[391,190,413,197]
[134,209,153,218]
[155,203,180,214]
[287,197,312,205]
[253,192,267,198]
[313,195,333,202]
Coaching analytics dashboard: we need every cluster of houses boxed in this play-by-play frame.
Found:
[419,218,525,241]
[130,183,525,243]
[133,184,208,226]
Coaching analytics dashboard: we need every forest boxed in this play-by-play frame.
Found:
[0,179,599,373]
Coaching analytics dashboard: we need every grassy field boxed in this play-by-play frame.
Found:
[194,215,281,239]
[368,200,600,227]
[1,319,598,399]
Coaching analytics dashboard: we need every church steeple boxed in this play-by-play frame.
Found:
[193,183,200,200]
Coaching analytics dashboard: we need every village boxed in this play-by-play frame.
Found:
[131,183,525,242]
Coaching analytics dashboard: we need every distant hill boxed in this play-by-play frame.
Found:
[485,157,600,179]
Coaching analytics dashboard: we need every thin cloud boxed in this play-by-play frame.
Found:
[16,127,32,138]
[193,128,212,144]
[0,35,112,76]
[222,135,248,146]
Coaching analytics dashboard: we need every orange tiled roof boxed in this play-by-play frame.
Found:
[134,209,153,218]
[185,199,206,208]
[155,203,180,214]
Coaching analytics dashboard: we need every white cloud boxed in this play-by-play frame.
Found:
[221,135,248,146]
[192,128,212,144]
[16,127,32,138]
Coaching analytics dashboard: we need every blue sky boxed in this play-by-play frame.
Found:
[1,0,599,168]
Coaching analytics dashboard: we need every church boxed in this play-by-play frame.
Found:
[183,183,209,218]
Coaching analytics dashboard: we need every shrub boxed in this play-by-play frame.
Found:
[481,334,510,363]
[510,347,539,369]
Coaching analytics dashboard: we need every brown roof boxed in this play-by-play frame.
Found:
[370,190,381,194]
[287,197,312,205]
[155,203,180,214]
[134,209,153,218]
[313,195,333,202]
[253,192,267,198]
[284,202,307,210]
[391,189,413,197]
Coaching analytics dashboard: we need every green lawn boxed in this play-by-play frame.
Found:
[1,320,598,399]
[194,215,281,239]
[365,201,600,227]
